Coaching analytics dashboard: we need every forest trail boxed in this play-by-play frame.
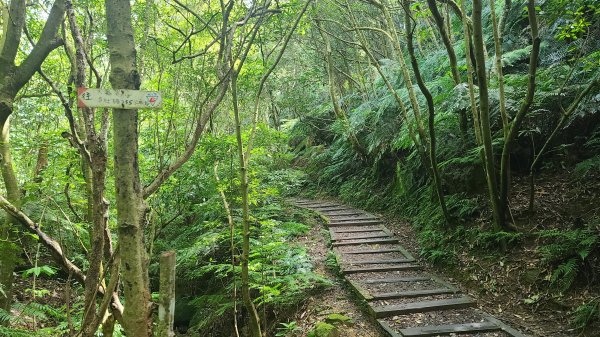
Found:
[293,199,528,337]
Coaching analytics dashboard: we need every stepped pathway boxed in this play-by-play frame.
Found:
[293,199,528,337]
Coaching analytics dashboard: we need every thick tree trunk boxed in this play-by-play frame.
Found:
[105,0,150,336]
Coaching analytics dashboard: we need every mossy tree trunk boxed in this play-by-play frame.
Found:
[0,0,66,311]
[472,0,503,230]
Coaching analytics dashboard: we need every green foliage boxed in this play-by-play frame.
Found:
[537,227,599,291]
[571,298,600,331]
[575,155,600,177]
[276,321,301,336]
[501,45,533,68]
[21,265,56,278]
[325,251,340,273]
[472,231,523,250]
[554,3,599,41]
[0,326,32,337]
[0,302,69,336]
[150,127,331,333]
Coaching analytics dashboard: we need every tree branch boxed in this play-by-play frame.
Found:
[0,194,85,284]
[0,0,26,71]
[14,0,66,91]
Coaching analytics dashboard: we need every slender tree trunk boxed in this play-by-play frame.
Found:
[105,0,150,336]
[498,0,540,229]
[472,0,502,229]
[63,4,112,335]
[460,0,482,145]
[490,0,509,137]
[343,5,429,166]
[426,0,468,138]
[379,0,428,146]
[404,3,451,225]
[317,19,367,158]
[231,72,262,337]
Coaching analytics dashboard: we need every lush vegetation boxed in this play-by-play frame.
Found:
[0,0,599,336]
[287,0,600,333]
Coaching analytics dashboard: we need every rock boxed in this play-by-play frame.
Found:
[308,322,339,337]
[325,313,354,326]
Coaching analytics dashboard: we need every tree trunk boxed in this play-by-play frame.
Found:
[426,0,468,138]
[316,19,367,158]
[498,0,540,229]
[157,251,176,337]
[231,72,262,337]
[380,0,428,147]
[0,115,20,312]
[459,0,482,145]
[64,2,112,334]
[105,0,150,336]
[404,2,452,225]
[0,0,66,311]
[472,0,502,229]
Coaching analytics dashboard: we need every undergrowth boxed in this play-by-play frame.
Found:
[150,127,331,335]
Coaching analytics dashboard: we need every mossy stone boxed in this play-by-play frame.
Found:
[325,313,354,326]
[307,322,339,337]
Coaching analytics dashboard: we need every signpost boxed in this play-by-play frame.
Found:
[77,88,163,109]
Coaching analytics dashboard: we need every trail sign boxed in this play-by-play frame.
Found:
[77,88,163,109]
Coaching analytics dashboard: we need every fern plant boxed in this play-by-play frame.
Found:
[571,298,600,331]
[537,227,599,291]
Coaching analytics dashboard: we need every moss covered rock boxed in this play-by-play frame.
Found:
[325,313,354,326]
[307,322,339,337]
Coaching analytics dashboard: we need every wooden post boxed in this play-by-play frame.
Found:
[157,251,176,337]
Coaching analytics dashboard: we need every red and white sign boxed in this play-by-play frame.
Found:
[77,88,163,109]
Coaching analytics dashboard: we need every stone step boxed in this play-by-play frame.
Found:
[331,233,391,242]
[343,258,415,265]
[371,297,475,318]
[332,237,398,247]
[309,206,351,211]
[360,276,431,284]
[327,216,380,222]
[343,248,404,254]
[370,288,457,300]
[399,322,501,337]
[320,211,365,216]
[329,220,382,227]
[332,227,386,234]
[343,264,421,274]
